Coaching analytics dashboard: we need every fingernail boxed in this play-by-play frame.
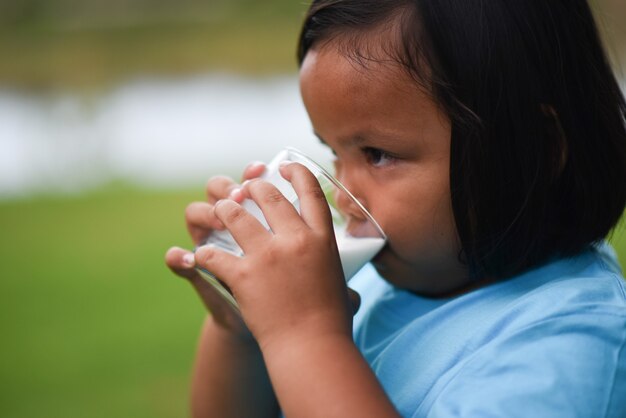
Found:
[248,161,265,170]
[182,253,196,267]
[197,243,215,251]
[229,187,243,202]
[279,161,293,168]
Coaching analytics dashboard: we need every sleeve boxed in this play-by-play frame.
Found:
[417,313,626,418]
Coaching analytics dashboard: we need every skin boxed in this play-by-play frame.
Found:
[166,167,281,418]
[165,35,473,417]
[300,43,469,296]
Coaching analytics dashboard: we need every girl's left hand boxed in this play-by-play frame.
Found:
[194,162,354,352]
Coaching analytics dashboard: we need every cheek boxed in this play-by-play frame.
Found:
[376,183,458,259]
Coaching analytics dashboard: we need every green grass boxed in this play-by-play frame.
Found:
[0,186,207,418]
[0,0,624,90]
[0,186,625,418]
[611,220,626,267]
[0,0,307,90]
[0,18,304,90]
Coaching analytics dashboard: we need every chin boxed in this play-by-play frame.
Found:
[369,249,468,296]
[370,248,389,273]
[370,251,409,288]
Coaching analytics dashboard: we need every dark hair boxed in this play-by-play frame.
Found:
[297,0,626,279]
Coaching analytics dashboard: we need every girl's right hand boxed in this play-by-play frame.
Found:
[164,162,266,340]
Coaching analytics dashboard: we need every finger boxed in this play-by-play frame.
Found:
[185,202,225,245]
[222,162,267,205]
[279,162,333,232]
[165,247,238,315]
[187,271,238,315]
[241,178,305,234]
[206,175,238,204]
[194,243,243,289]
[347,288,361,315]
[213,199,271,253]
[242,161,266,181]
[165,246,201,281]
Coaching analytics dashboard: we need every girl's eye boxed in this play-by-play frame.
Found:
[363,147,395,167]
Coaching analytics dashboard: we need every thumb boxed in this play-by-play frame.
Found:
[348,288,361,315]
[164,246,231,313]
[165,246,200,281]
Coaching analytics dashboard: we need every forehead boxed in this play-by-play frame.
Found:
[300,43,439,125]
[300,35,427,103]
[298,17,437,112]
[299,43,450,153]
[300,44,405,92]
[300,23,409,82]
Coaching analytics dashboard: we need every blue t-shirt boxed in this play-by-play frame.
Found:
[349,244,626,417]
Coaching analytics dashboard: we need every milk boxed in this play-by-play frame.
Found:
[335,229,386,280]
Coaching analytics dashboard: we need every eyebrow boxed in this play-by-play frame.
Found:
[314,130,403,148]
[315,131,365,145]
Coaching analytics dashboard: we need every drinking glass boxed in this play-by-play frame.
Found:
[196,147,386,312]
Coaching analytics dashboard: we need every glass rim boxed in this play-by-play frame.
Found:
[284,147,387,240]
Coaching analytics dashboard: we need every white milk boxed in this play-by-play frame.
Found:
[335,230,386,280]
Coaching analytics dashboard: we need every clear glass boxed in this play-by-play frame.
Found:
[195,147,386,312]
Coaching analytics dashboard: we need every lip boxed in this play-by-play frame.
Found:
[344,217,383,239]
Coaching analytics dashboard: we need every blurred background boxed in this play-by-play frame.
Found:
[0,1,624,417]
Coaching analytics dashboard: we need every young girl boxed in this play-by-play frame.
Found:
[166,0,626,416]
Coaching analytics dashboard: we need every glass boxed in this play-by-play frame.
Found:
[195,147,386,312]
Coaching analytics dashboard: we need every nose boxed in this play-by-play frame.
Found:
[334,187,367,222]
[333,163,366,218]
[334,186,383,238]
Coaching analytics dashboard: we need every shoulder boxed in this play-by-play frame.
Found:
[353,244,626,418]
[500,243,626,323]
[423,275,626,417]
[428,245,626,417]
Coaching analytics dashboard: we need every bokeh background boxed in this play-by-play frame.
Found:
[0,1,625,417]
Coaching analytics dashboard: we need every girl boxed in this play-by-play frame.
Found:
[166,1,626,417]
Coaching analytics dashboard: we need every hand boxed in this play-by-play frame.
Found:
[165,162,266,338]
[194,162,355,351]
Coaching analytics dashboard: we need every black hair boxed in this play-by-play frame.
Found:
[297,0,626,280]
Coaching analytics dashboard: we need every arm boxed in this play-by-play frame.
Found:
[263,333,400,418]
[166,165,279,418]
[193,163,401,417]
[191,316,279,418]
[166,247,279,418]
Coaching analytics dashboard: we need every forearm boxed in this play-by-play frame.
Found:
[191,316,279,418]
[262,333,401,418]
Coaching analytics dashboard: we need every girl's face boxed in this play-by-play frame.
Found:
[300,43,470,296]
